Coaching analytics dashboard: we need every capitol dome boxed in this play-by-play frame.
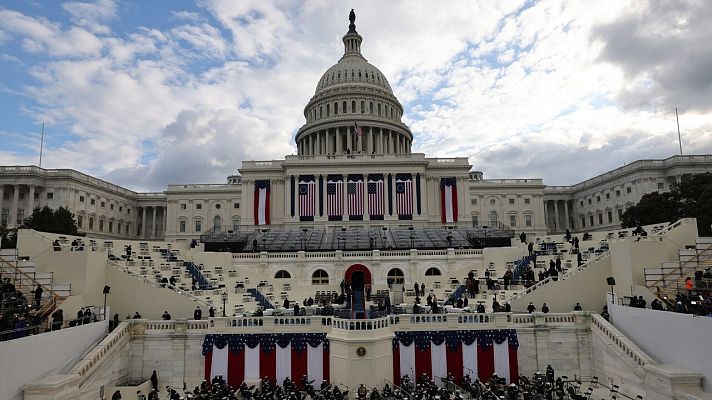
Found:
[295,10,412,156]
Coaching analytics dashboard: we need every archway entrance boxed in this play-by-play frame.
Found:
[344,264,371,319]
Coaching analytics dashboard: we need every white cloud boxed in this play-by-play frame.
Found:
[0,0,711,191]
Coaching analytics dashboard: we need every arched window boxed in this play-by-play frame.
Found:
[319,106,323,118]
[213,215,221,232]
[387,268,405,284]
[326,104,330,116]
[312,269,329,285]
[275,270,291,279]
[334,102,338,114]
[232,217,240,231]
[489,211,498,227]
[351,100,356,113]
[361,101,365,113]
[425,267,442,276]
[343,101,347,114]
[377,103,381,116]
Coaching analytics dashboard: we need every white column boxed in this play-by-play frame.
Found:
[367,127,373,154]
[347,126,352,152]
[336,128,342,154]
[564,200,570,230]
[10,185,19,226]
[141,207,147,238]
[357,129,363,153]
[27,185,35,214]
[387,130,392,154]
[163,206,168,237]
[553,200,559,232]
[152,206,157,238]
[0,185,4,222]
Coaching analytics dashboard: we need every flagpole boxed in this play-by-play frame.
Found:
[39,123,45,167]
[675,108,682,156]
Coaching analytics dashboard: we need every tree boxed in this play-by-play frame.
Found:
[0,224,17,249]
[21,206,81,236]
[621,173,712,236]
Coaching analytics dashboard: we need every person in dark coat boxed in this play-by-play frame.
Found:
[83,307,92,324]
[208,307,215,318]
[76,308,84,325]
[112,390,122,400]
[527,302,536,313]
[542,303,550,313]
[194,306,202,320]
[150,370,158,391]
[33,284,43,307]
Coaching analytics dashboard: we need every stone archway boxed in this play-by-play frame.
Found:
[344,264,372,286]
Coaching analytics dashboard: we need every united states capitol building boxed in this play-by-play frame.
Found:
[1,12,712,400]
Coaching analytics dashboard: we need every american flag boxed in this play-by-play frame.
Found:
[327,175,343,219]
[354,122,363,137]
[347,175,364,217]
[299,176,316,219]
[396,174,413,217]
[368,175,384,217]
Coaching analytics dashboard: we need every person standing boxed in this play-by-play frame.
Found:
[150,370,158,392]
[33,284,43,308]
[194,306,202,320]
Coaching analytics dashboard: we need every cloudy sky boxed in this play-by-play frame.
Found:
[1,0,711,192]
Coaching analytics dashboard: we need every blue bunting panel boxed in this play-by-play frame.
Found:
[392,329,518,351]
[202,333,329,355]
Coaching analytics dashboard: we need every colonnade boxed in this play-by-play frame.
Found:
[0,184,37,227]
[138,206,168,239]
[297,125,411,156]
[544,199,571,233]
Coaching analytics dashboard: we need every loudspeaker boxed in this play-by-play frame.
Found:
[103,285,111,294]
[606,277,616,286]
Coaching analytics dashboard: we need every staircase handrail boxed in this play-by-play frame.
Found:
[384,379,415,400]
[105,258,210,307]
[509,251,609,302]
[646,241,712,290]
[589,313,654,367]
[0,251,66,304]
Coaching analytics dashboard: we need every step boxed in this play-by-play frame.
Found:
[696,237,712,245]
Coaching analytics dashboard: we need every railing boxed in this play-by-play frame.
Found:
[590,314,652,367]
[646,241,712,292]
[232,248,483,260]
[0,251,65,318]
[509,251,610,302]
[0,307,104,342]
[333,317,390,331]
[73,320,129,378]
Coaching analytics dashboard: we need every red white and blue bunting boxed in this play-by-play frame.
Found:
[392,329,519,385]
[202,333,329,389]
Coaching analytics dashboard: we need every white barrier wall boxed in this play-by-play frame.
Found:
[0,320,108,400]
[609,302,712,392]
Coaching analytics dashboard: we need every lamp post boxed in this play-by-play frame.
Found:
[102,286,111,321]
[221,292,228,317]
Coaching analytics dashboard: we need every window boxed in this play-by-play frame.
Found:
[108,221,113,233]
[626,187,632,194]
[607,211,612,223]
[91,199,96,205]
[596,196,600,202]
[588,199,592,205]
[119,206,123,212]
[525,214,532,227]
[127,208,131,215]
[343,101,347,113]
[234,203,240,209]
[275,270,291,279]
[215,203,221,209]
[319,106,323,118]
[509,215,517,227]
[34,192,39,199]
[100,201,105,208]
[524,198,530,204]
[89,218,94,230]
[581,217,586,228]
[508,198,515,205]
[489,198,496,205]
[377,103,381,115]
[180,203,187,210]
[179,221,186,233]
[195,220,202,232]
[589,215,594,226]
[580,201,584,207]
[312,269,329,285]
[99,219,104,231]
[472,215,479,227]
[326,104,330,116]
[361,101,365,113]
[110,204,114,210]
[598,214,603,225]
[606,193,610,200]
[616,190,621,197]
[489,210,498,226]
[657,182,664,190]
[213,216,222,231]
[425,267,442,276]
[196,203,202,210]
[77,215,83,228]
[387,268,404,284]
[46,192,54,199]
[232,218,240,231]
[369,101,373,114]
[118,223,122,233]
[351,100,356,113]
[80,195,85,202]
[470,198,477,205]
[334,102,338,114]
